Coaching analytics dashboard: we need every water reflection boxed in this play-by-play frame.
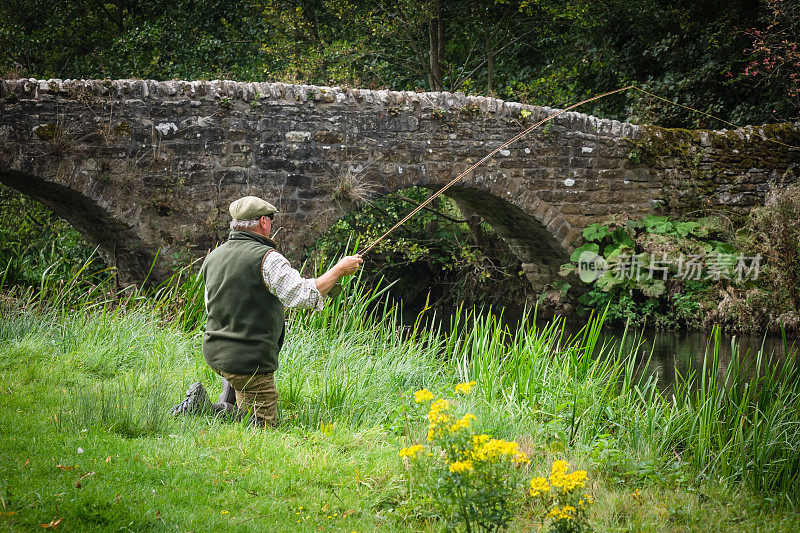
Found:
[552,319,793,391]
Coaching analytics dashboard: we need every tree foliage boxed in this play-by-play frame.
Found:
[1,0,797,125]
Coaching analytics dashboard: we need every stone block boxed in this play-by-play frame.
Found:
[219,154,251,167]
[286,174,313,187]
[285,131,312,142]
[314,130,343,143]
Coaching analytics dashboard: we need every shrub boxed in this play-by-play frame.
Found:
[400,382,530,532]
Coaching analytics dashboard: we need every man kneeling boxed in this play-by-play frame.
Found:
[171,196,362,426]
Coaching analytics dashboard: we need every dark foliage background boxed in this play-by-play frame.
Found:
[2,0,797,124]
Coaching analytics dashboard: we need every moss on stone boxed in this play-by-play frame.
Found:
[34,123,60,141]
[630,122,800,216]
[112,122,132,136]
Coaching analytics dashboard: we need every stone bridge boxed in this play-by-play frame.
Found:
[1,78,798,288]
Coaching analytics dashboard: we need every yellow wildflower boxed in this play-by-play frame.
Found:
[551,460,569,477]
[427,398,450,421]
[514,450,531,464]
[414,389,435,403]
[563,470,587,491]
[529,477,550,498]
[471,438,528,464]
[399,444,424,459]
[548,461,586,492]
[448,413,475,434]
[547,505,575,521]
[560,505,576,520]
[472,434,491,446]
[454,380,476,394]
[449,460,474,474]
[426,399,451,441]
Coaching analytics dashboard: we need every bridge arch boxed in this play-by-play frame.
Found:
[304,161,578,289]
[0,170,160,286]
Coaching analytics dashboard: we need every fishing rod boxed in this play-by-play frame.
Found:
[357,85,798,256]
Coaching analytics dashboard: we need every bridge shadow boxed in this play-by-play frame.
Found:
[444,186,572,289]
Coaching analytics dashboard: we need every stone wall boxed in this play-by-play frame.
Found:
[1,78,798,288]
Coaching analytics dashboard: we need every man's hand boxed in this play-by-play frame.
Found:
[315,254,363,296]
[335,254,363,276]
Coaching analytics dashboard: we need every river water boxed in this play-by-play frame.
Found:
[410,306,795,391]
[580,323,793,391]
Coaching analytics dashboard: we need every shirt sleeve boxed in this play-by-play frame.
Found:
[261,251,324,311]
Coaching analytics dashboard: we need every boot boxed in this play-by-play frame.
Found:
[210,400,243,420]
[210,377,243,420]
[169,382,210,415]
[217,378,236,405]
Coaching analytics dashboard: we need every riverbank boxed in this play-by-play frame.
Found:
[1,278,799,531]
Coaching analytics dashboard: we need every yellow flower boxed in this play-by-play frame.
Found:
[563,470,587,491]
[560,505,576,520]
[454,380,476,394]
[448,413,475,434]
[529,477,550,498]
[472,434,491,446]
[551,460,569,477]
[547,460,588,494]
[426,399,451,441]
[471,438,528,464]
[414,389,435,403]
[547,504,575,521]
[399,444,424,459]
[514,450,531,464]
[449,460,474,474]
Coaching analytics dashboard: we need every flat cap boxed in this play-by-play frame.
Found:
[229,196,278,221]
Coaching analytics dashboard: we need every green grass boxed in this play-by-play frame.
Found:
[0,265,799,531]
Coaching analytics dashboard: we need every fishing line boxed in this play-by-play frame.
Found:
[358,85,798,255]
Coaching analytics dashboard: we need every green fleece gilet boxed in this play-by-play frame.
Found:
[200,231,285,375]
